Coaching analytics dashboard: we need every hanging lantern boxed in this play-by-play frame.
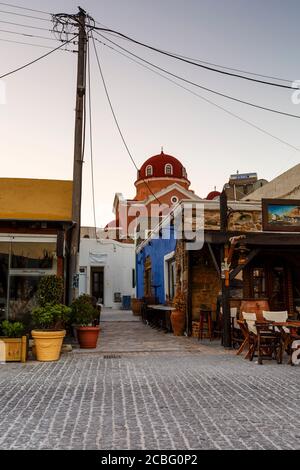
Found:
[237,242,250,265]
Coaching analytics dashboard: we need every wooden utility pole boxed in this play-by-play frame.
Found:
[220,190,232,348]
[68,7,87,303]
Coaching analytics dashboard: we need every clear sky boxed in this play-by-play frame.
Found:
[1,0,300,227]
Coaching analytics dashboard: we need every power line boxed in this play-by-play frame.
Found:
[91,32,162,205]
[0,33,78,79]
[0,36,75,51]
[95,36,300,154]
[87,38,98,239]
[0,19,52,31]
[164,52,292,85]
[101,30,292,85]
[0,8,51,22]
[0,2,51,15]
[0,28,63,42]
[94,26,294,90]
[95,32,300,120]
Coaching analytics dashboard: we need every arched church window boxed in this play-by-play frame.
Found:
[146,165,153,176]
[165,164,173,175]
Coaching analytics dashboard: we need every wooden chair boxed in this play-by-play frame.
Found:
[252,322,283,365]
[236,312,257,358]
[230,308,244,349]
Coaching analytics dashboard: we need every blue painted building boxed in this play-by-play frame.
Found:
[136,226,177,304]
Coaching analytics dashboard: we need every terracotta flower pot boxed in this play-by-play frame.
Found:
[76,326,100,349]
[131,298,143,316]
[171,309,185,336]
[31,330,66,362]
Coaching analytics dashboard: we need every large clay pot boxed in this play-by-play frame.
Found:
[76,326,100,349]
[31,330,66,362]
[171,309,185,336]
[131,298,143,316]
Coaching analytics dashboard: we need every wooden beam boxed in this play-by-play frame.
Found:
[204,231,300,246]
[229,248,260,281]
[207,242,220,275]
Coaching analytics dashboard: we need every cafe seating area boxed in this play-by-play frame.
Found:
[137,295,300,365]
[237,310,300,365]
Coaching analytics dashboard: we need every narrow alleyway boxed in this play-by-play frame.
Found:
[0,309,299,450]
[72,308,224,355]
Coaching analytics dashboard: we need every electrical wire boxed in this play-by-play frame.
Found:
[94,36,300,154]
[94,26,294,90]
[91,32,162,205]
[0,8,51,21]
[95,31,300,120]
[0,19,52,31]
[87,39,98,239]
[0,33,79,79]
[0,28,64,41]
[0,36,75,51]
[101,29,292,85]
[0,2,51,15]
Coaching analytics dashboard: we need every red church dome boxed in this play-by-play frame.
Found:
[206,190,220,200]
[136,151,189,182]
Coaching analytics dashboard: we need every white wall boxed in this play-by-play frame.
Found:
[79,238,136,308]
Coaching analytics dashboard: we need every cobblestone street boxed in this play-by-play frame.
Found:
[0,309,299,450]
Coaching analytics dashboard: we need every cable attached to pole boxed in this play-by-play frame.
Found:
[91,32,162,205]
[0,33,79,79]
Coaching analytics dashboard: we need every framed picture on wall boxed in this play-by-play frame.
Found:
[262,198,300,232]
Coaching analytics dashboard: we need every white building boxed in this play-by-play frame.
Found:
[79,236,136,308]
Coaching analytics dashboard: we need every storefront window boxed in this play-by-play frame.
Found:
[9,276,41,322]
[252,268,266,298]
[11,242,56,270]
[0,237,57,320]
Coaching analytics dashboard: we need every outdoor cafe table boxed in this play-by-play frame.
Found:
[147,305,176,332]
[272,321,300,359]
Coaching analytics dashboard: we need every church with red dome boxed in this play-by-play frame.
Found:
[135,151,191,201]
[107,150,202,241]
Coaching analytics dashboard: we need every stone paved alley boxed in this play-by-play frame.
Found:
[0,309,299,450]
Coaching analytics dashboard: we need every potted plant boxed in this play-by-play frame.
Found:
[31,303,71,361]
[0,320,27,363]
[71,295,100,348]
[37,275,64,306]
[170,290,186,336]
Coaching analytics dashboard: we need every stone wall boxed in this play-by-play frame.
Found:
[190,248,221,321]
[202,209,262,232]
[228,211,262,232]
[175,242,221,322]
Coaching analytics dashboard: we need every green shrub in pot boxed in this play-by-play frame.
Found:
[32,303,71,330]
[71,295,100,348]
[1,320,24,338]
[36,275,64,307]
[31,303,71,361]
[71,295,99,326]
